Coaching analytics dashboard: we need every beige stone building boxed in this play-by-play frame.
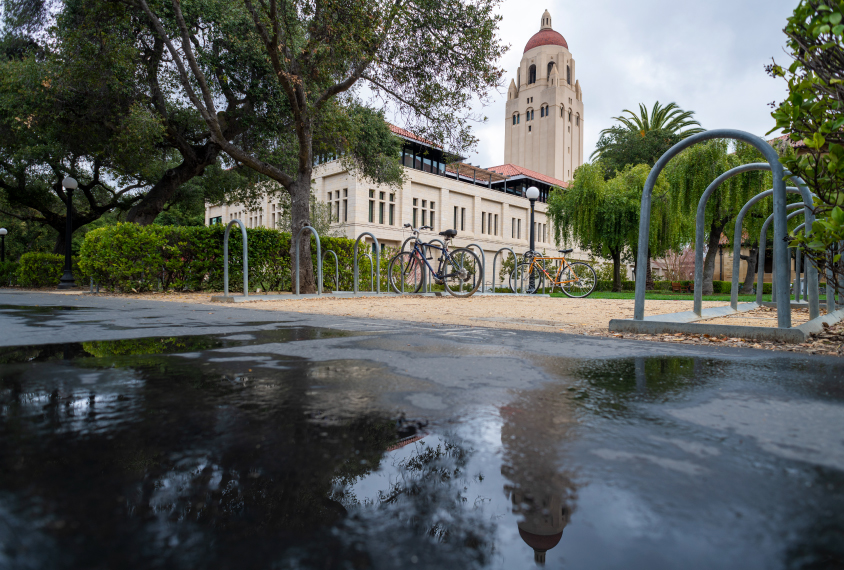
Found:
[205,10,589,277]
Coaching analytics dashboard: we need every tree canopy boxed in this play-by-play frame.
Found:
[769,0,844,288]
[547,162,678,291]
[590,127,681,177]
[125,0,508,292]
[606,102,704,139]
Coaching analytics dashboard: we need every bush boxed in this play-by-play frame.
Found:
[79,223,394,293]
[0,260,19,286]
[16,253,64,287]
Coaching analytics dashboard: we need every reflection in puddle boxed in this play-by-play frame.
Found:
[0,333,843,569]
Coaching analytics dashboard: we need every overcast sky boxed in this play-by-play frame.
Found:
[458,0,798,169]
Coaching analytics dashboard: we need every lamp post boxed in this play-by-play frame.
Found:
[0,228,6,263]
[526,186,540,292]
[58,177,78,289]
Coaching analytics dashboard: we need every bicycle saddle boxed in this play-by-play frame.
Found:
[439,229,457,238]
[558,248,573,254]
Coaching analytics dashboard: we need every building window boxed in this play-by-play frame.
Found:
[528,64,536,84]
[513,113,519,125]
[518,219,521,239]
[422,208,427,227]
[481,212,486,234]
[528,126,532,132]
[454,206,458,230]
[547,61,555,79]
[569,109,572,122]
[430,202,435,230]
[494,214,498,236]
[413,198,418,228]
[567,65,571,85]
[512,218,516,238]
[369,189,375,223]
[209,216,222,226]
[461,207,466,231]
[576,115,580,126]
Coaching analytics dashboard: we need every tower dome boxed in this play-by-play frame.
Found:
[524,9,568,52]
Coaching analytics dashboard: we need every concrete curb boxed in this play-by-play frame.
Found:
[609,306,844,344]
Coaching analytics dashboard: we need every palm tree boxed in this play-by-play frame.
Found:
[605,101,705,139]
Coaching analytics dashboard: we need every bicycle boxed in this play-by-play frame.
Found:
[509,249,596,297]
[388,224,482,297]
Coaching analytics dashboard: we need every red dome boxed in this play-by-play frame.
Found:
[518,528,563,552]
[524,29,568,52]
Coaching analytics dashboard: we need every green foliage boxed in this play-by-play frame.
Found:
[769,0,844,287]
[591,128,681,177]
[0,260,18,285]
[16,252,63,287]
[607,102,705,139]
[78,223,396,293]
[548,162,680,290]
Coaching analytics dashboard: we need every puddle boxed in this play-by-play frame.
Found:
[0,330,843,569]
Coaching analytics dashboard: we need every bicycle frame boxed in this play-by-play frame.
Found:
[408,239,450,278]
[526,255,579,285]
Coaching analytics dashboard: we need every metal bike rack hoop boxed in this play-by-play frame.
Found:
[636,132,790,328]
[223,219,248,297]
[464,243,487,292]
[294,224,323,295]
[322,249,340,292]
[491,247,517,294]
[354,232,380,294]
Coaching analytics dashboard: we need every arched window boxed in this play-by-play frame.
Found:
[568,109,572,122]
[576,115,580,126]
[560,106,564,118]
[513,113,520,125]
[566,65,571,85]
[547,62,555,79]
[528,65,536,84]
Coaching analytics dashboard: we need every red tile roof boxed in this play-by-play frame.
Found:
[524,29,568,52]
[486,163,570,188]
[768,134,806,148]
[389,124,441,148]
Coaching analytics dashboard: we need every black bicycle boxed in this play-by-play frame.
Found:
[388,224,482,297]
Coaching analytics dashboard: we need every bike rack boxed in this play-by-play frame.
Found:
[491,247,517,294]
[223,219,248,297]
[756,205,812,307]
[322,249,340,291]
[424,238,446,292]
[354,232,380,294]
[294,224,323,295]
[360,252,375,291]
[464,243,486,293]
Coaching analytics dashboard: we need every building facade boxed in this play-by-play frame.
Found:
[205,10,590,274]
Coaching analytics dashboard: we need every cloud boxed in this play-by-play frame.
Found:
[459,0,796,169]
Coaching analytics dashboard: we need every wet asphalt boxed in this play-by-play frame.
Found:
[1,290,843,570]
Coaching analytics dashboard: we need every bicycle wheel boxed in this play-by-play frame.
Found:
[509,262,544,294]
[388,251,424,294]
[560,262,596,298]
[443,248,482,297]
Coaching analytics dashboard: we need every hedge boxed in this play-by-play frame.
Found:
[0,260,18,286]
[14,253,89,288]
[79,223,395,293]
[593,279,772,294]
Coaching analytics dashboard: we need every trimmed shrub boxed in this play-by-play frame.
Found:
[16,253,64,287]
[0,260,19,286]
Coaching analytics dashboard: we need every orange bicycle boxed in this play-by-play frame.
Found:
[509,249,596,297]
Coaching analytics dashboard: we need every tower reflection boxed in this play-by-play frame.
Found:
[500,385,578,565]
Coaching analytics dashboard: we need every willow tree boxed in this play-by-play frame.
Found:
[125,0,507,293]
[548,162,679,291]
[665,140,772,294]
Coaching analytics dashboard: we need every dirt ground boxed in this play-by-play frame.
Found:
[47,290,842,357]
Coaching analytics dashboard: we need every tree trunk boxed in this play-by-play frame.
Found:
[739,241,759,294]
[290,174,316,294]
[126,143,220,225]
[702,220,726,295]
[611,249,623,292]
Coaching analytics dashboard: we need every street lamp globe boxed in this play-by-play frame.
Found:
[62,177,78,190]
[526,186,540,201]
[0,228,7,236]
